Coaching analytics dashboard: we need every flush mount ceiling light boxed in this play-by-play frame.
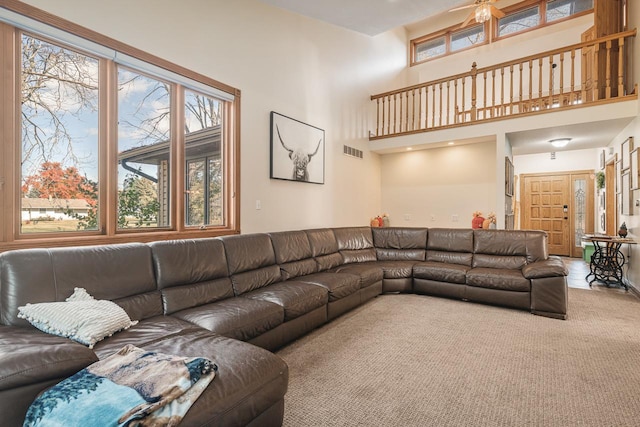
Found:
[549,138,571,148]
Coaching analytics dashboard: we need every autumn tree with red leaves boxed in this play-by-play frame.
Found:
[22,161,97,201]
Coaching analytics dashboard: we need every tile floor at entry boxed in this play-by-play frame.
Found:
[562,257,634,296]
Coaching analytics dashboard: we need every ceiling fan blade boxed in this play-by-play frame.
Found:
[449,4,476,13]
[460,11,476,28]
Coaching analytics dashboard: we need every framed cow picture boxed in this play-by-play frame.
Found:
[270,111,325,184]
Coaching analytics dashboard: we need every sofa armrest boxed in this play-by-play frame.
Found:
[522,256,568,279]
[0,326,98,391]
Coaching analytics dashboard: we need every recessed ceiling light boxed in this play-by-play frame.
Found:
[448,142,455,145]
[549,138,571,148]
[406,147,413,151]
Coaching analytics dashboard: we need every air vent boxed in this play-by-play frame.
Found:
[343,145,363,159]
[550,152,556,160]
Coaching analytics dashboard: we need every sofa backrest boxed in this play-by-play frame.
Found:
[372,227,427,261]
[269,230,317,280]
[305,228,343,271]
[333,227,377,264]
[426,228,474,266]
[472,229,548,269]
[221,233,281,296]
[0,243,161,327]
[149,238,234,315]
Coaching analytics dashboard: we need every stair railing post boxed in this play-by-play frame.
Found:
[470,62,478,121]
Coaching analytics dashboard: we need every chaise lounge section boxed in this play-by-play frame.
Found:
[0,227,568,426]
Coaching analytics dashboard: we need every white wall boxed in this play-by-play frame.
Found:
[22,0,409,233]
[380,141,496,228]
[514,148,599,174]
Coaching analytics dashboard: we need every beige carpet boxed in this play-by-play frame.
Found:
[277,289,640,426]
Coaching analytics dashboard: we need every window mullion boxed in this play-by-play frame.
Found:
[102,59,117,236]
[173,84,185,232]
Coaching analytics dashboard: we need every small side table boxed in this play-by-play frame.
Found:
[584,236,636,290]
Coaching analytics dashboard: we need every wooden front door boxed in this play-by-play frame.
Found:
[522,174,571,256]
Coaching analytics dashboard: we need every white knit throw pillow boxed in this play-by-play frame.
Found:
[18,288,137,349]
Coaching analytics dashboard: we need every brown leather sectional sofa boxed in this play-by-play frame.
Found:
[0,227,568,426]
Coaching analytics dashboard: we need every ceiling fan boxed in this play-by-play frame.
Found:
[449,0,505,28]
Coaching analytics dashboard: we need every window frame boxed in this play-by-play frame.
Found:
[410,0,593,66]
[0,1,240,251]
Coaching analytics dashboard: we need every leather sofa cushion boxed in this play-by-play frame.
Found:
[114,291,165,321]
[269,230,313,263]
[92,315,201,359]
[372,227,428,250]
[0,326,98,391]
[426,250,473,266]
[473,229,548,263]
[342,248,377,263]
[466,267,530,292]
[333,226,374,250]
[139,329,288,427]
[427,228,474,252]
[316,252,343,271]
[296,272,360,301]
[305,228,339,256]
[333,264,384,288]
[522,256,569,279]
[473,254,527,270]
[374,261,416,279]
[222,234,276,274]
[242,282,329,321]
[172,298,284,342]
[413,262,470,284]
[161,278,235,315]
[280,258,317,281]
[231,265,282,296]
[0,244,160,326]
[149,238,229,289]
[376,248,425,261]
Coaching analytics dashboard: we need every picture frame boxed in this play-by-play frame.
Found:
[621,170,632,215]
[621,136,633,171]
[270,111,325,184]
[632,148,639,190]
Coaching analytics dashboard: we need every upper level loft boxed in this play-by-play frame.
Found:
[369,28,637,142]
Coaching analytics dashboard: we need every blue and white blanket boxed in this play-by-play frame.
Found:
[24,344,217,427]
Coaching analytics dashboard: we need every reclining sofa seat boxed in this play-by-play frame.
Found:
[269,230,361,321]
[0,243,288,427]
[329,227,384,302]
[150,237,286,343]
[413,228,474,299]
[220,233,329,351]
[371,227,428,293]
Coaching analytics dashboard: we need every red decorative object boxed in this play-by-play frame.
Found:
[471,211,485,229]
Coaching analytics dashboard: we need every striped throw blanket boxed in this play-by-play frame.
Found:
[24,344,217,427]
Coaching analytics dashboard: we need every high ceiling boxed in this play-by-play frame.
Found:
[258,0,630,156]
[258,0,470,36]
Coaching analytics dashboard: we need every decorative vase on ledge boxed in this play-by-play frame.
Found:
[618,222,628,238]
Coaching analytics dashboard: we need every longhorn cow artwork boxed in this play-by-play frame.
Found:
[270,112,325,184]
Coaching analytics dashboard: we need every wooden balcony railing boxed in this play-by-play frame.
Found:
[370,30,637,140]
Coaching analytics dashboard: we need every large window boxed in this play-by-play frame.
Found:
[117,68,171,230]
[0,3,239,249]
[20,35,100,233]
[184,90,224,227]
[411,0,593,65]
